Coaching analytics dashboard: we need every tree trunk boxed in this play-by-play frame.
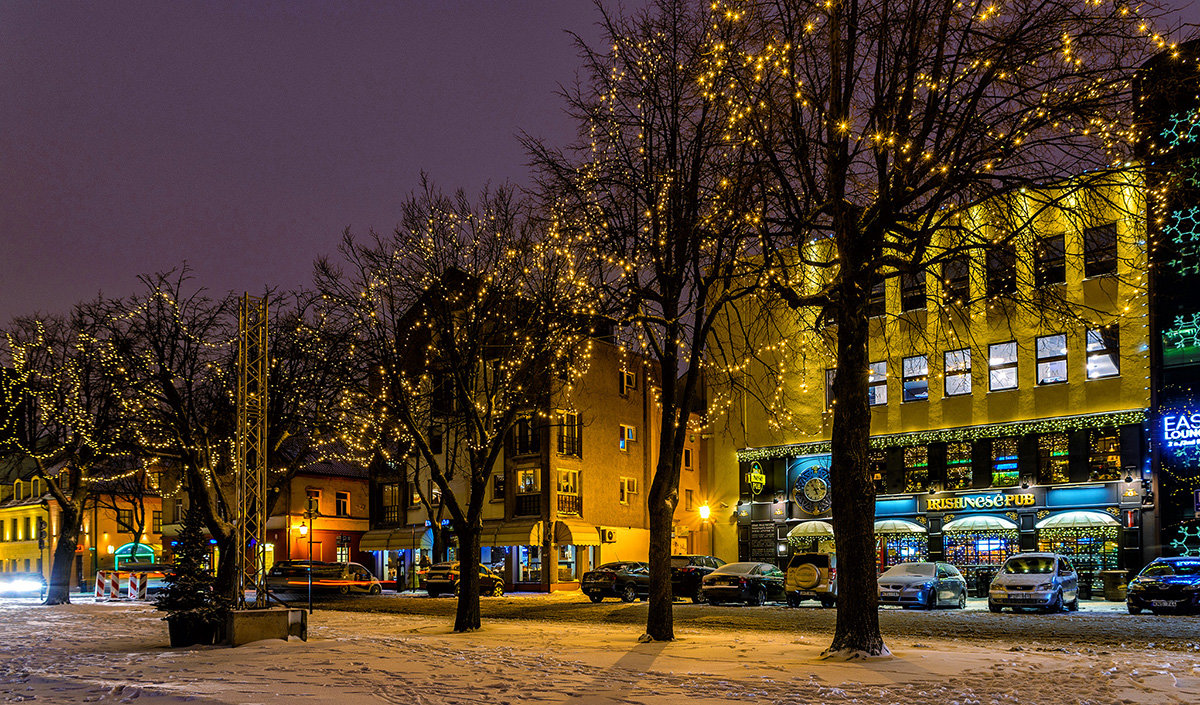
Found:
[644,468,676,641]
[827,269,886,656]
[453,519,482,632]
[45,503,82,605]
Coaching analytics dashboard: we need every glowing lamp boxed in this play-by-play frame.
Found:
[698,505,711,520]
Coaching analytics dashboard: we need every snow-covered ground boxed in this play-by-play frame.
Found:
[2,597,1199,704]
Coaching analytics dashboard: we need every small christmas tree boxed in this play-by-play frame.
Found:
[156,507,227,645]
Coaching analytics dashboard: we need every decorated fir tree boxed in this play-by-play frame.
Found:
[156,507,227,644]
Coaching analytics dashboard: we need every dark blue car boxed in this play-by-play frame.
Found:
[1126,557,1200,615]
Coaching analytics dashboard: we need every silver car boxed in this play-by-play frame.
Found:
[988,553,1079,613]
[878,562,967,609]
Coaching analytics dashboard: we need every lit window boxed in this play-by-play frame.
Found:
[492,473,506,501]
[903,446,929,492]
[620,370,637,395]
[116,510,134,532]
[991,438,1019,487]
[870,451,888,495]
[868,362,888,406]
[517,469,539,494]
[1089,430,1121,481]
[1038,433,1069,484]
[1036,334,1068,385]
[1034,234,1066,286]
[1086,327,1120,379]
[944,348,972,396]
[988,341,1018,391]
[619,424,636,451]
[557,411,582,457]
[1083,223,1117,277]
[685,489,694,511]
[152,511,162,534]
[619,477,639,504]
[946,442,972,490]
[557,469,579,495]
[902,355,928,402]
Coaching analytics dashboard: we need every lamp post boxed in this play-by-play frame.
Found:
[698,505,712,556]
[299,520,312,613]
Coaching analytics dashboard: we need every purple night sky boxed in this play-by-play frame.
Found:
[1,1,1198,323]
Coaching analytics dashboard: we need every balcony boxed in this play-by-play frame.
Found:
[557,494,582,516]
[380,506,404,526]
[514,494,541,517]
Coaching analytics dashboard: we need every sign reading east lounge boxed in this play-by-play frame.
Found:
[1163,411,1200,450]
[925,492,1035,512]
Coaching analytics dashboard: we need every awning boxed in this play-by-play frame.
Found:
[942,515,1018,533]
[787,520,834,538]
[480,519,544,547]
[555,518,601,546]
[874,519,926,535]
[1035,510,1120,530]
[358,527,433,552]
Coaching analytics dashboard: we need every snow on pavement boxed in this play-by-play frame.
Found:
[1,599,1199,704]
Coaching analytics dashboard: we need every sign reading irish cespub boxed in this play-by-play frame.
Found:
[925,493,1035,511]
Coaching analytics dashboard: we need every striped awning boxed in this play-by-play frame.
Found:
[874,519,926,535]
[942,515,1018,533]
[1035,510,1119,530]
[358,527,433,552]
[787,520,834,538]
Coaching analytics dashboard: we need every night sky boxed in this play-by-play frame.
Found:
[1,1,1198,323]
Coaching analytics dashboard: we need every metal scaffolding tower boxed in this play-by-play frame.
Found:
[235,293,269,609]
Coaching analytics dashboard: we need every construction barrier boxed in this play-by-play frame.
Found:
[128,572,148,601]
[94,571,119,601]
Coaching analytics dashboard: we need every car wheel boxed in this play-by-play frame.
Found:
[1045,590,1063,613]
[1067,597,1078,612]
[491,582,504,598]
[692,592,706,604]
[988,600,1002,613]
[621,584,638,603]
[924,590,937,611]
[786,594,799,608]
[708,599,722,606]
[957,590,967,610]
[589,593,603,603]
[819,597,835,609]
[747,588,766,607]
[427,590,440,598]
[1127,603,1142,615]
[369,584,382,595]
[338,585,350,596]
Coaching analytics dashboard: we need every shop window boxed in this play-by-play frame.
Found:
[1034,234,1066,286]
[867,279,886,318]
[988,341,1018,391]
[336,544,349,563]
[620,369,637,395]
[1083,223,1117,277]
[903,446,929,492]
[491,474,506,502]
[152,510,162,534]
[1035,334,1068,385]
[510,416,540,456]
[683,448,693,470]
[986,243,1017,297]
[825,368,837,409]
[1089,430,1122,481]
[901,270,926,311]
[902,355,928,402]
[1038,433,1070,484]
[619,477,639,504]
[558,544,582,582]
[991,438,1019,487]
[944,348,972,396]
[619,424,636,451]
[946,442,973,490]
[870,451,888,495]
[335,491,350,517]
[518,545,541,582]
[1037,525,1119,573]
[117,509,134,532]
[516,469,539,494]
[868,362,888,406]
[557,411,582,457]
[1086,327,1120,379]
[942,255,970,304]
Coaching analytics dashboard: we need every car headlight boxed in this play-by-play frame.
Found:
[1035,583,1054,591]
[4,580,42,591]
[903,581,933,592]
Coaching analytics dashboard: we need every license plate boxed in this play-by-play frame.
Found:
[797,590,816,597]
[880,590,899,597]
[1151,599,1178,607]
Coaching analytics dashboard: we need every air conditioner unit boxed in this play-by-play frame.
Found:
[601,529,617,543]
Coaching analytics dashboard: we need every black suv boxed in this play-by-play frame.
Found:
[670,555,725,603]
[582,561,650,602]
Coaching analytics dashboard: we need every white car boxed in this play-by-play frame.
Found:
[988,553,1079,613]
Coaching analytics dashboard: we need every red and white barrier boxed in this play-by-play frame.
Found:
[93,571,119,601]
[128,572,148,601]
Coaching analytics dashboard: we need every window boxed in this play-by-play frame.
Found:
[335,491,350,517]
[517,469,539,494]
[116,510,134,532]
[1083,223,1117,277]
[683,448,693,470]
[492,473,506,501]
[336,544,349,563]
[382,483,402,522]
[900,270,926,311]
[944,348,972,396]
[1039,433,1070,484]
[557,411,582,457]
[1035,334,1068,385]
[903,446,929,492]
[432,373,457,414]
[1034,234,1066,286]
[942,255,970,304]
[306,489,321,514]
[868,362,888,406]
[901,356,928,402]
[988,341,1018,391]
[152,511,162,534]
[1086,327,1120,379]
[619,424,636,451]
[619,369,637,395]
[429,431,443,455]
[619,477,639,504]
[867,279,886,318]
[986,244,1017,297]
[511,416,540,456]
[1089,430,1122,481]
[173,498,184,523]
[946,442,973,490]
[991,437,1019,487]
[557,469,579,495]
[685,489,694,511]
[825,368,837,409]
[870,451,888,495]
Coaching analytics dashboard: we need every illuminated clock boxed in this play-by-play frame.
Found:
[793,459,832,515]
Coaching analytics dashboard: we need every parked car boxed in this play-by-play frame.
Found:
[0,571,46,598]
[701,561,786,606]
[266,561,382,596]
[581,561,650,603]
[670,555,725,603]
[988,553,1079,613]
[878,562,968,609]
[784,552,837,607]
[1126,557,1200,615]
[425,563,505,597]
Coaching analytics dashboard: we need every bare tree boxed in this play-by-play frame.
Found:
[526,0,764,641]
[314,178,594,631]
[709,0,1170,655]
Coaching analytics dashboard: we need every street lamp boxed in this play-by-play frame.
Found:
[698,505,712,556]
[298,520,313,613]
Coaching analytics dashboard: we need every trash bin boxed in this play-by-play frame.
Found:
[1077,572,1093,600]
[1099,570,1128,601]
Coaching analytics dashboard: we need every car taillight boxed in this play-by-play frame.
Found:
[448,572,457,581]
[739,578,747,586]
[829,568,836,581]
